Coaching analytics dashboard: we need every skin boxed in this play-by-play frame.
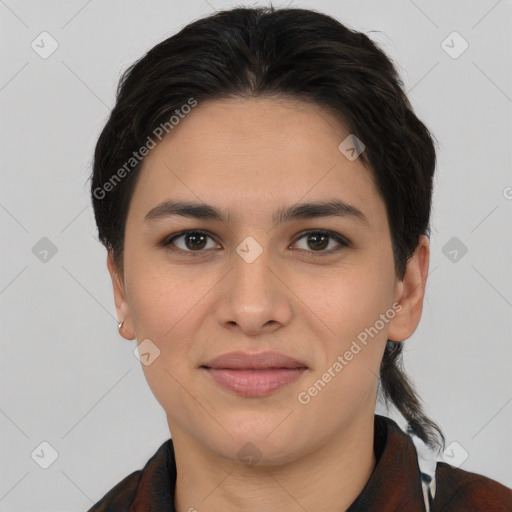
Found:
[107,96,429,511]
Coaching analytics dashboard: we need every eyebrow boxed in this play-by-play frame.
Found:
[144,199,370,228]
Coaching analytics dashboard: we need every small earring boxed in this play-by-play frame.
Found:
[118,320,124,330]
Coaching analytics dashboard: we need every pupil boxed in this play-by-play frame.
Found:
[183,233,330,251]
[308,233,328,250]
[186,233,207,250]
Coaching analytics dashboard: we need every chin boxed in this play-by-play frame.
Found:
[199,415,309,466]
[211,435,306,468]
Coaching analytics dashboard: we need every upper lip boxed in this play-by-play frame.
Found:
[201,351,308,370]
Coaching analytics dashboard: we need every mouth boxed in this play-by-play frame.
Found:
[201,366,308,397]
[200,350,309,397]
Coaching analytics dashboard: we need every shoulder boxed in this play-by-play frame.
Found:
[86,438,174,512]
[433,462,512,512]
[86,470,141,511]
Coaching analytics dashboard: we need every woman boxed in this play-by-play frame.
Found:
[88,6,511,511]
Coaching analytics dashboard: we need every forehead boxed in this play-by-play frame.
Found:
[128,97,385,229]
[152,96,352,161]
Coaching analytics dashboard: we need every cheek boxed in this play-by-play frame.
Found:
[126,258,203,339]
[293,263,395,415]
[126,269,203,418]
[294,267,391,422]
[124,260,217,378]
[298,261,395,347]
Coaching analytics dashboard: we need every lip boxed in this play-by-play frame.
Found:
[200,351,309,397]
[201,350,308,370]
[203,368,307,397]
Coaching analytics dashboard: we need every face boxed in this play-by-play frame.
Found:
[109,97,428,465]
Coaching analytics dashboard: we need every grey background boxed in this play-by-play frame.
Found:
[1,0,511,510]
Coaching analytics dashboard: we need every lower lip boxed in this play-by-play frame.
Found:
[202,368,307,397]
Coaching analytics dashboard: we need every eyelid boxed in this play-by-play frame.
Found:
[162,229,350,255]
[163,230,221,251]
[290,229,350,254]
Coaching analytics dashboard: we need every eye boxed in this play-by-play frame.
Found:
[162,229,350,256]
[164,230,220,252]
[291,230,349,255]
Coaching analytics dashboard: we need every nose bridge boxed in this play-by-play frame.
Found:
[216,236,292,333]
[231,238,275,305]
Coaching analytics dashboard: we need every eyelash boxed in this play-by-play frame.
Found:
[162,229,350,258]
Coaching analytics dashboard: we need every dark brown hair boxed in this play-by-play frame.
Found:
[91,6,444,449]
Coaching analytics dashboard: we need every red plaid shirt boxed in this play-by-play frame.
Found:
[88,415,512,511]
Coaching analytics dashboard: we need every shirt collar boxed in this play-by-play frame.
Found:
[347,415,426,511]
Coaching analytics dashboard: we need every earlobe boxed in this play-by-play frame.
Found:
[386,235,430,343]
[106,251,136,340]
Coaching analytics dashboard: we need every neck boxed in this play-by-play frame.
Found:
[172,412,377,512]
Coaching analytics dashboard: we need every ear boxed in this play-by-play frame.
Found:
[107,251,135,340]
[387,235,430,342]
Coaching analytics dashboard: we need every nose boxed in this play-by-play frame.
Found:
[214,244,293,336]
